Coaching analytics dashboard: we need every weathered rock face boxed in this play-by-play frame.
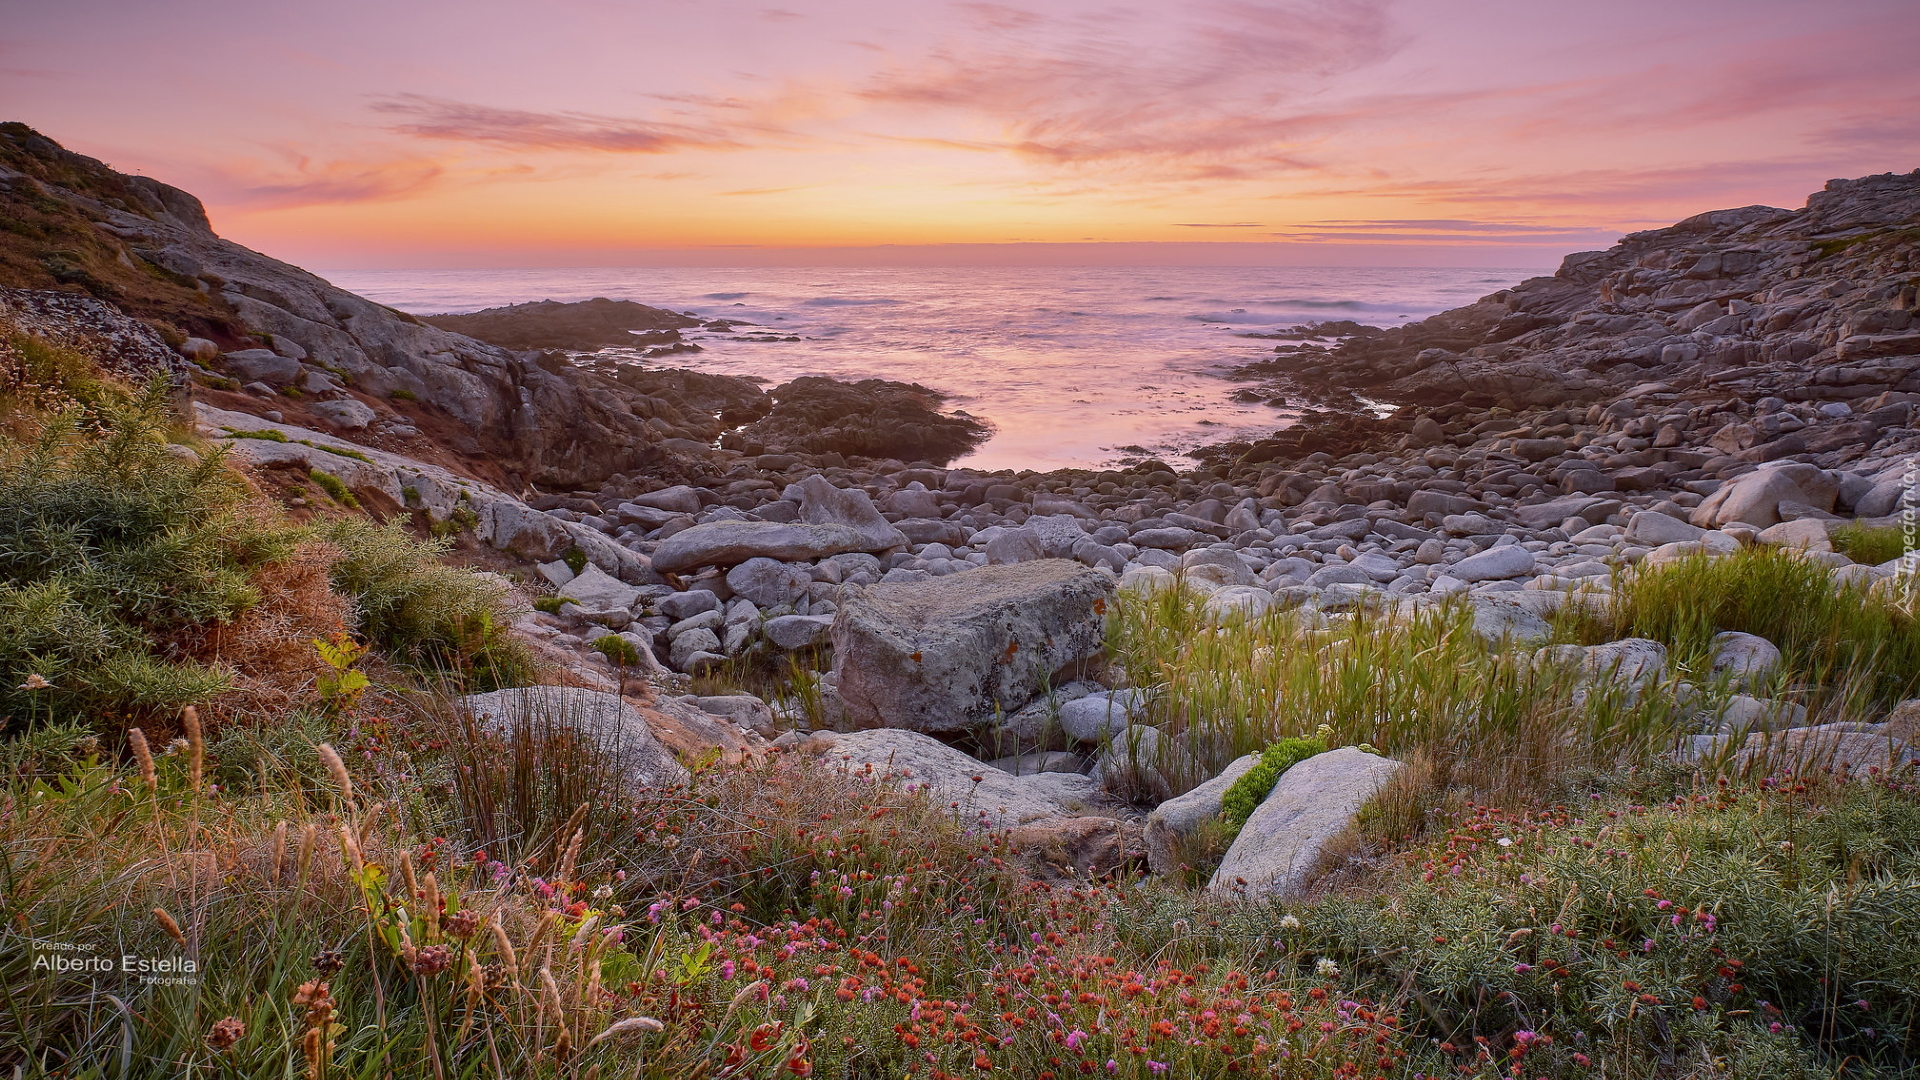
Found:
[730,376,992,465]
[1281,169,1920,413]
[422,298,699,351]
[1209,747,1405,901]
[831,560,1116,733]
[650,520,879,574]
[0,125,681,490]
[458,687,689,789]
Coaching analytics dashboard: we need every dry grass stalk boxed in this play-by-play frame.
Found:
[127,728,156,787]
[316,742,353,806]
[182,706,203,794]
[152,907,186,947]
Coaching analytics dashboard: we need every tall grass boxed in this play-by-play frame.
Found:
[1558,547,1920,709]
[1106,586,1690,806]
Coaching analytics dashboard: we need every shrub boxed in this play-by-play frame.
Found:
[323,518,534,688]
[1217,735,1327,841]
[0,383,294,725]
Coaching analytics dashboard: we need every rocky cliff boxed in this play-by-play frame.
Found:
[1298,169,1920,412]
[0,122,684,491]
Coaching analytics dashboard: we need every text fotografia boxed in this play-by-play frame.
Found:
[31,942,199,985]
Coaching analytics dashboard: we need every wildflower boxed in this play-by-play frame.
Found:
[205,1016,245,1051]
[1278,914,1301,930]
[412,945,453,976]
[312,949,344,975]
[1495,837,1512,847]
[1066,1030,1088,1051]
[16,673,51,690]
[1315,957,1340,978]
[1513,964,1532,974]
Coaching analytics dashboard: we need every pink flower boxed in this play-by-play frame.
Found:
[1065,1030,1088,1051]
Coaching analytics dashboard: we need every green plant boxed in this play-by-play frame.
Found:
[389,387,417,402]
[1831,522,1912,566]
[1557,546,1920,708]
[532,595,566,614]
[313,633,370,712]
[0,382,296,725]
[562,546,589,575]
[1217,734,1329,840]
[323,518,534,689]
[307,467,359,508]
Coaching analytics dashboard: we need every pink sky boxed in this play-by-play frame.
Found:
[5,0,1915,267]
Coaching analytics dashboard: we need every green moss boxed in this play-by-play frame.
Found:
[592,634,642,667]
[1218,736,1328,841]
[307,468,359,509]
[389,387,417,402]
[223,427,288,443]
[533,596,566,614]
[563,547,589,575]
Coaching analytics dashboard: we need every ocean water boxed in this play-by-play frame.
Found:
[323,265,1550,471]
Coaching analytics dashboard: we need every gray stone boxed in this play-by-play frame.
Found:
[1706,694,1807,735]
[651,520,881,573]
[311,397,377,430]
[831,560,1115,733]
[1119,565,1178,594]
[1132,527,1202,549]
[221,348,301,387]
[1208,747,1404,900]
[1203,585,1275,623]
[765,613,835,650]
[1465,595,1553,645]
[1625,510,1705,546]
[823,728,1102,827]
[1144,752,1262,875]
[985,529,1045,564]
[791,474,908,551]
[985,750,1086,776]
[1450,544,1537,582]
[668,608,725,639]
[1058,689,1152,743]
[459,687,688,789]
[1725,724,1916,779]
[1180,548,1255,587]
[1583,638,1667,688]
[630,485,704,514]
[559,563,641,611]
[693,694,778,735]
[1691,464,1839,529]
[1711,631,1781,683]
[657,589,722,621]
[669,627,723,670]
[726,556,813,607]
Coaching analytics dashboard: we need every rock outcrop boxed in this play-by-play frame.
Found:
[1209,747,1405,901]
[422,297,699,351]
[830,560,1115,733]
[727,376,992,466]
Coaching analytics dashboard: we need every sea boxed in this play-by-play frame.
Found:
[321,265,1552,472]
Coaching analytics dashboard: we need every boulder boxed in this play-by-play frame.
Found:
[480,501,575,561]
[823,728,1105,827]
[311,398,378,430]
[458,687,689,789]
[1756,518,1832,552]
[1203,584,1276,623]
[630,485,705,514]
[559,563,641,611]
[792,474,909,551]
[692,694,779,736]
[1208,747,1405,900]
[657,589,723,620]
[1180,548,1255,587]
[764,613,834,650]
[1058,689,1152,743]
[1625,510,1706,546]
[651,520,878,573]
[1449,544,1537,582]
[1144,752,1262,875]
[1705,694,1807,735]
[1711,631,1781,683]
[669,628,724,671]
[1464,595,1553,645]
[985,530,1046,564]
[831,560,1115,733]
[1726,724,1916,779]
[1582,638,1668,688]
[726,557,813,607]
[1119,565,1178,593]
[221,348,300,387]
[1691,464,1839,529]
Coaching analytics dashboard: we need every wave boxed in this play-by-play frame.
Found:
[801,297,904,307]
[704,291,752,300]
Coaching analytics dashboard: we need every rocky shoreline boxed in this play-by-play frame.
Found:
[7,119,1920,886]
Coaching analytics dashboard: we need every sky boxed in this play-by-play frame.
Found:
[4,0,1916,268]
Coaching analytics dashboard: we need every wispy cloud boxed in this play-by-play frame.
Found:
[371,93,743,153]
[1174,222,1267,228]
[203,158,442,209]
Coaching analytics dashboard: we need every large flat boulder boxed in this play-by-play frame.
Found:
[651,520,876,573]
[458,687,689,789]
[1144,752,1262,875]
[831,560,1115,733]
[822,728,1104,828]
[1208,747,1404,901]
